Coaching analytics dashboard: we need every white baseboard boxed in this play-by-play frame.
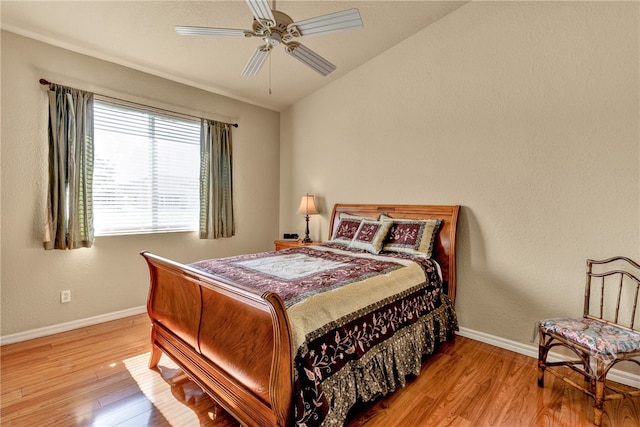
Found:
[0,305,147,346]
[457,327,640,389]
[2,310,638,389]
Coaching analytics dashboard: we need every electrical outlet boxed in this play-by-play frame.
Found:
[60,290,71,304]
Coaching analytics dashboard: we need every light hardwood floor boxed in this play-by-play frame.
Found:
[1,314,638,426]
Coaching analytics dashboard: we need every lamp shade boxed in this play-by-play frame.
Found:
[297,194,319,215]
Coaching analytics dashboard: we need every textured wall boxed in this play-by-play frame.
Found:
[1,32,280,336]
[280,1,639,347]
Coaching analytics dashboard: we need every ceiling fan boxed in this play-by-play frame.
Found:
[175,0,363,77]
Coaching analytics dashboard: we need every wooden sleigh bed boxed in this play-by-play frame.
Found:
[142,204,460,426]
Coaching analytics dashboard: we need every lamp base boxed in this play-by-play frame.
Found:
[302,215,312,243]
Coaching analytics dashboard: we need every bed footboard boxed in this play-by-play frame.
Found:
[141,251,294,426]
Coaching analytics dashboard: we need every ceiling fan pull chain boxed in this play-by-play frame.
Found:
[269,53,272,95]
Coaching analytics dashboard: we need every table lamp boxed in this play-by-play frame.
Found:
[297,194,319,243]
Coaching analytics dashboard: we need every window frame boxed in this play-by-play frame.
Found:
[92,97,201,236]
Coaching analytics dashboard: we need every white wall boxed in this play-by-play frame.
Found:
[1,31,281,336]
[280,1,640,348]
[3,1,639,358]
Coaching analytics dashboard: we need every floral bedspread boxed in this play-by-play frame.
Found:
[191,246,405,308]
[190,245,458,426]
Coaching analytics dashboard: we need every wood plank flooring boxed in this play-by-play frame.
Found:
[1,314,638,426]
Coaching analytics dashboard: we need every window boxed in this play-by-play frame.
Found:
[93,99,200,235]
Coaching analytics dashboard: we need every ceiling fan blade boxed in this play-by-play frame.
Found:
[285,43,336,76]
[245,0,275,25]
[287,8,362,38]
[175,25,248,37]
[241,45,272,76]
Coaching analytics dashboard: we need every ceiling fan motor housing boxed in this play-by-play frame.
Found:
[253,10,293,40]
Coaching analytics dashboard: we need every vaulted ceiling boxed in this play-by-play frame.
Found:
[1,1,468,111]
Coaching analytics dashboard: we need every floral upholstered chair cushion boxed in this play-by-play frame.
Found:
[539,317,640,356]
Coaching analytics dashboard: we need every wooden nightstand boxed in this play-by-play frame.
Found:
[274,239,319,251]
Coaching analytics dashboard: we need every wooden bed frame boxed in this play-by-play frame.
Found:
[141,204,460,426]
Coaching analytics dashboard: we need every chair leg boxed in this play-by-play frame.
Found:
[592,358,607,427]
[584,354,591,383]
[594,379,604,426]
[537,355,546,387]
[538,330,548,388]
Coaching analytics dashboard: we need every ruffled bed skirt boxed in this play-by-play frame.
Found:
[302,294,458,426]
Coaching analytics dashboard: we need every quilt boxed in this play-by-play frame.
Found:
[191,244,458,426]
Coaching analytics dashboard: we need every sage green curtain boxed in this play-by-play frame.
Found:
[44,84,94,250]
[200,120,235,239]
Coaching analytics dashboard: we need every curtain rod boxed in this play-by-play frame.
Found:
[38,78,238,128]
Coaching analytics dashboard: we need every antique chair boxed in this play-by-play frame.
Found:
[538,256,640,426]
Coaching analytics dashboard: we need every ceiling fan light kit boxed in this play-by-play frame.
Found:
[175,0,363,77]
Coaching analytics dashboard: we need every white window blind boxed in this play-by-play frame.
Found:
[93,99,200,235]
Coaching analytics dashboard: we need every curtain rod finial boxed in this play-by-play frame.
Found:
[39,79,50,85]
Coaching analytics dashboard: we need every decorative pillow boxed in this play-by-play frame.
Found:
[381,218,443,258]
[339,212,379,222]
[327,213,379,245]
[349,220,392,254]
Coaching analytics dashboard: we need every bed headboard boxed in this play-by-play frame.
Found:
[328,204,460,304]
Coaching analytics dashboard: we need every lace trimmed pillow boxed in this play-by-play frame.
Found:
[348,220,392,254]
[327,213,379,246]
[381,217,443,258]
